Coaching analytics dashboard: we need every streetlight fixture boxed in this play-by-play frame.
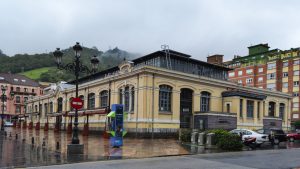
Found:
[53,42,99,153]
[1,85,15,131]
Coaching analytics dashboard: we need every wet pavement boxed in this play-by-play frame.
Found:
[1,127,300,168]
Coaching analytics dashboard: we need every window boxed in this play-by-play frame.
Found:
[268,63,276,70]
[229,72,235,77]
[246,69,253,74]
[293,114,299,119]
[24,97,28,103]
[159,85,172,111]
[258,67,264,73]
[16,96,20,103]
[226,103,230,113]
[14,78,18,82]
[57,97,63,113]
[294,81,299,87]
[200,91,211,112]
[246,78,253,84]
[32,89,34,93]
[267,73,276,80]
[238,70,243,76]
[21,79,26,82]
[237,80,242,84]
[16,87,20,92]
[283,72,288,77]
[50,102,53,113]
[267,83,276,90]
[240,99,243,117]
[293,102,299,108]
[124,87,130,112]
[294,60,300,65]
[87,93,95,109]
[258,77,263,82]
[35,105,38,113]
[131,87,135,111]
[279,103,285,119]
[44,103,48,114]
[293,92,299,97]
[283,61,289,67]
[16,105,21,113]
[257,102,260,119]
[100,90,108,108]
[268,102,276,117]
[247,100,254,118]
[283,82,288,88]
[24,88,28,92]
[294,71,300,76]
[119,89,123,104]
[39,104,42,113]
[79,95,84,109]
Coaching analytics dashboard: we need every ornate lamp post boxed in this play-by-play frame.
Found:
[1,85,15,131]
[53,42,99,152]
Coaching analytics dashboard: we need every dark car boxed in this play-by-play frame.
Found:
[256,128,287,145]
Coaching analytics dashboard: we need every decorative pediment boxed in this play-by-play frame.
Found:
[119,61,134,74]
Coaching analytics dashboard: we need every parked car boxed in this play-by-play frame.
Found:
[256,128,287,145]
[4,121,13,127]
[287,131,300,142]
[230,129,269,145]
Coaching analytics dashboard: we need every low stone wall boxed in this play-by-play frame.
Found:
[194,114,237,130]
[263,118,282,129]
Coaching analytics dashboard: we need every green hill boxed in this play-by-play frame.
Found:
[19,67,55,80]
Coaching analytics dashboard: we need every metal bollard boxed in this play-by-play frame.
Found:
[56,141,60,150]
[16,134,18,140]
[198,132,206,146]
[191,132,198,144]
[31,137,34,144]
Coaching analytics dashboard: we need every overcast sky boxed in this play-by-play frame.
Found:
[0,0,300,61]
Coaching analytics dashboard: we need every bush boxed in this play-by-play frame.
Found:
[207,129,242,151]
[179,129,192,142]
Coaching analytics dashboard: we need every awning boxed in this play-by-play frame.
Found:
[222,91,267,100]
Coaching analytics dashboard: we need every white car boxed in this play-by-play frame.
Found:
[230,129,269,144]
[4,121,14,127]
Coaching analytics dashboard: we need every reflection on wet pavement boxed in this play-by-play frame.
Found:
[1,128,300,168]
[0,128,190,168]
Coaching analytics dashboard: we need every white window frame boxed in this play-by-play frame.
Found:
[267,63,276,70]
[246,69,253,74]
[282,82,288,88]
[238,70,243,76]
[229,72,235,77]
[258,67,264,73]
[283,72,288,78]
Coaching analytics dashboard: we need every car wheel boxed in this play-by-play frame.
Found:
[274,139,279,145]
[289,137,295,142]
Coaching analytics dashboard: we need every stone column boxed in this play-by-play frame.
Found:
[275,102,280,117]
[264,101,268,117]
[95,92,100,108]
[242,99,247,122]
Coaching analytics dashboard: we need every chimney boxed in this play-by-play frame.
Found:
[207,54,224,65]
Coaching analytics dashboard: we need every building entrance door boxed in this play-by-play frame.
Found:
[180,88,193,128]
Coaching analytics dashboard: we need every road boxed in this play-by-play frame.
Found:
[30,148,300,169]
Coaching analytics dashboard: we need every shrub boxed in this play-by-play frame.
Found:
[179,129,192,142]
[207,129,242,151]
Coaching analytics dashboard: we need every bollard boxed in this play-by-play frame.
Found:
[42,138,46,147]
[206,133,216,148]
[16,134,18,140]
[198,132,206,146]
[56,141,60,150]
[32,137,34,145]
[191,132,198,144]
[9,132,12,137]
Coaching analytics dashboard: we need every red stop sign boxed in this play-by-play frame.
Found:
[71,97,84,110]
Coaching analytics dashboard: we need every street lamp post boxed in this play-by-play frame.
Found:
[1,85,14,131]
[53,42,99,152]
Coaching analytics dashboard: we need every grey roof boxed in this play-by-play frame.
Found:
[0,73,40,87]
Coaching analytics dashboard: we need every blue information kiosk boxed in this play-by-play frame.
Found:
[107,104,127,147]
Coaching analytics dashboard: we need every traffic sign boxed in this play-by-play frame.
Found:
[71,97,84,110]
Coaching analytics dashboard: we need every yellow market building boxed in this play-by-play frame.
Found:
[26,49,292,136]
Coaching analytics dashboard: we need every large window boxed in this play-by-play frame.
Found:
[124,87,130,111]
[159,85,172,111]
[200,91,211,112]
[100,90,108,108]
[267,62,276,70]
[44,103,48,114]
[257,101,260,119]
[88,93,95,109]
[57,97,63,113]
[49,102,53,113]
[16,105,21,113]
[131,87,135,111]
[240,99,243,117]
[279,103,285,119]
[267,73,276,80]
[16,96,20,103]
[268,102,276,117]
[247,100,254,118]
[119,89,123,104]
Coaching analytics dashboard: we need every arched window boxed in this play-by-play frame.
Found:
[57,97,63,113]
[16,96,21,103]
[35,105,38,113]
[124,86,130,111]
[159,85,172,111]
[49,102,53,113]
[100,90,108,108]
[69,97,74,111]
[279,103,285,119]
[268,101,276,117]
[119,89,123,104]
[88,93,95,109]
[201,91,211,112]
[16,87,20,92]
